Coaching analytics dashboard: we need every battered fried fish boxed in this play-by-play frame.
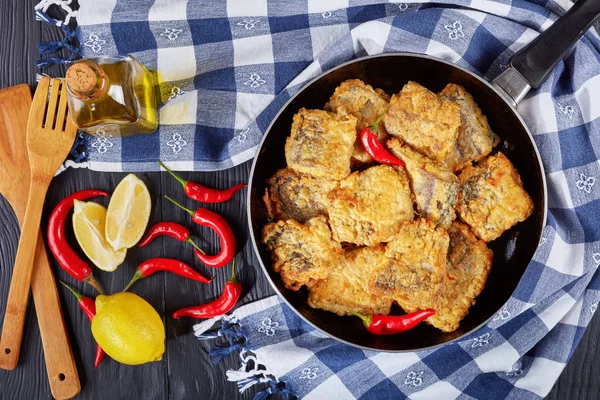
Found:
[428,221,493,332]
[327,165,414,246]
[456,152,534,242]
[383,81,461,161]
[386,138,458,228]
[285,108,357,180]
[325,79,390,164]
[263,168,338,223]
[369,219,449,314]
[308,245,393,316]
[262,216,344,291]
[439,84,500,172]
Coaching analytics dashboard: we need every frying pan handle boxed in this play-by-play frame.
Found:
[492,0,600,105]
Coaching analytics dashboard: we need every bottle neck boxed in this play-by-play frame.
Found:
[65,59,108,100]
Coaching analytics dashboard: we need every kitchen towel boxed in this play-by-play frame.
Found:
[35,0,599,172]
[193,275,600,400]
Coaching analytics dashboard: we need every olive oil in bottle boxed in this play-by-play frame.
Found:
[65,55,158,136]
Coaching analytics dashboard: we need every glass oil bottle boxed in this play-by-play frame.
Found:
[65,55,158,136]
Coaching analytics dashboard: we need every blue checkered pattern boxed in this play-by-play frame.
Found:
[37,0,599,174]
[36,0,600,397]
[194,271,599,400]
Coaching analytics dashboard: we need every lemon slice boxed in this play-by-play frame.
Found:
[105,174,152,251]
[73,200,127,272]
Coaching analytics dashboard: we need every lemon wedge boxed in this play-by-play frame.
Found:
[73,200,126,272]
[105,174,152,251]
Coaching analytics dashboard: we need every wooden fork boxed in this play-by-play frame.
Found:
[0,77,78,369]
[0,84,80,397]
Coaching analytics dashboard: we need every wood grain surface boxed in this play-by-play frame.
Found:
[0,76,77,372]
[0,83,80,398]
[0,0,597,399]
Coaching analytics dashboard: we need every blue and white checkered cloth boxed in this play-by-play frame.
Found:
[36,0,599,173]
[36,0,600,398]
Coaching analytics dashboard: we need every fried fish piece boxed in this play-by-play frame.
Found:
[387,138,459,228]
[308,245,393,316]
[262,216,344,291]
[428,221,493,332]
[439,84,500,172]
[383,81,461,161]
[327,165,414,246]
[285,108,357,180]
[325,79,391,164]
[456,152,534,242]
[263,168,338,223]
[369,219,450,313]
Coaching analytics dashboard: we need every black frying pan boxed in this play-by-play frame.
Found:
[247,0,600,351]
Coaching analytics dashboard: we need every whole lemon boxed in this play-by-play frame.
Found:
[91,292,165,365]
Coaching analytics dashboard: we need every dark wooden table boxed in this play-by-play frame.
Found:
[0,1,598,399]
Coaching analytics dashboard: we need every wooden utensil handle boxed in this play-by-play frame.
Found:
[0,179,49,369]
[32,233,80,399]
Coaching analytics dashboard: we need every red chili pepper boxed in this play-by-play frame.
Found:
[359,106,405,167]
[123,258,211,292]
[356,309,435,335]
[165,196,236,268]
[158,160,246,203]
[172,259,241,319]
[138,222,204,252]
[92,338,104,369]
[60,281,105,369]
[48,190,108,294]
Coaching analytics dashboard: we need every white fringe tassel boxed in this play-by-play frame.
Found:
[226,350,276,393]
[193,316,222,337]
[193,317,281,395]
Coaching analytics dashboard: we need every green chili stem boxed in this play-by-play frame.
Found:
[185,238,205,253]
[229,258,238,284]
[367,105,389,134]
[164,195,195,216]
[158,160,188,188]
[122,270,144,292]
[60,280,83,302]
[354,313,373,328]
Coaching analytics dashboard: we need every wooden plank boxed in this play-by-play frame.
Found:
[161,162,275,400]
[42,171,168,400]
[0,0,49,397]
[0,0,597,399]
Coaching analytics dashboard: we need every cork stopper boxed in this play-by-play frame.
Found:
[65,62,99,94]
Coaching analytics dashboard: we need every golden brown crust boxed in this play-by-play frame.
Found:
[263,168,338,223]
[428,221,493,332]
[383,81,461,161]
[439,84,500,172]
[262,216,344,291]
[285,108,357,180]
[308,245,393,316]
[369,219,450,313]
[386,138,458,228]
[327,165,415,246]
[325,79,390,164]
[456,152,534,242]
[260,81,533,333]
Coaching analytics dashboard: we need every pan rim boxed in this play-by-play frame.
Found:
[247,52,548,353]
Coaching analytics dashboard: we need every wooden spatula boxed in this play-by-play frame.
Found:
[0,84,80,398]
[0,78,78,383]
